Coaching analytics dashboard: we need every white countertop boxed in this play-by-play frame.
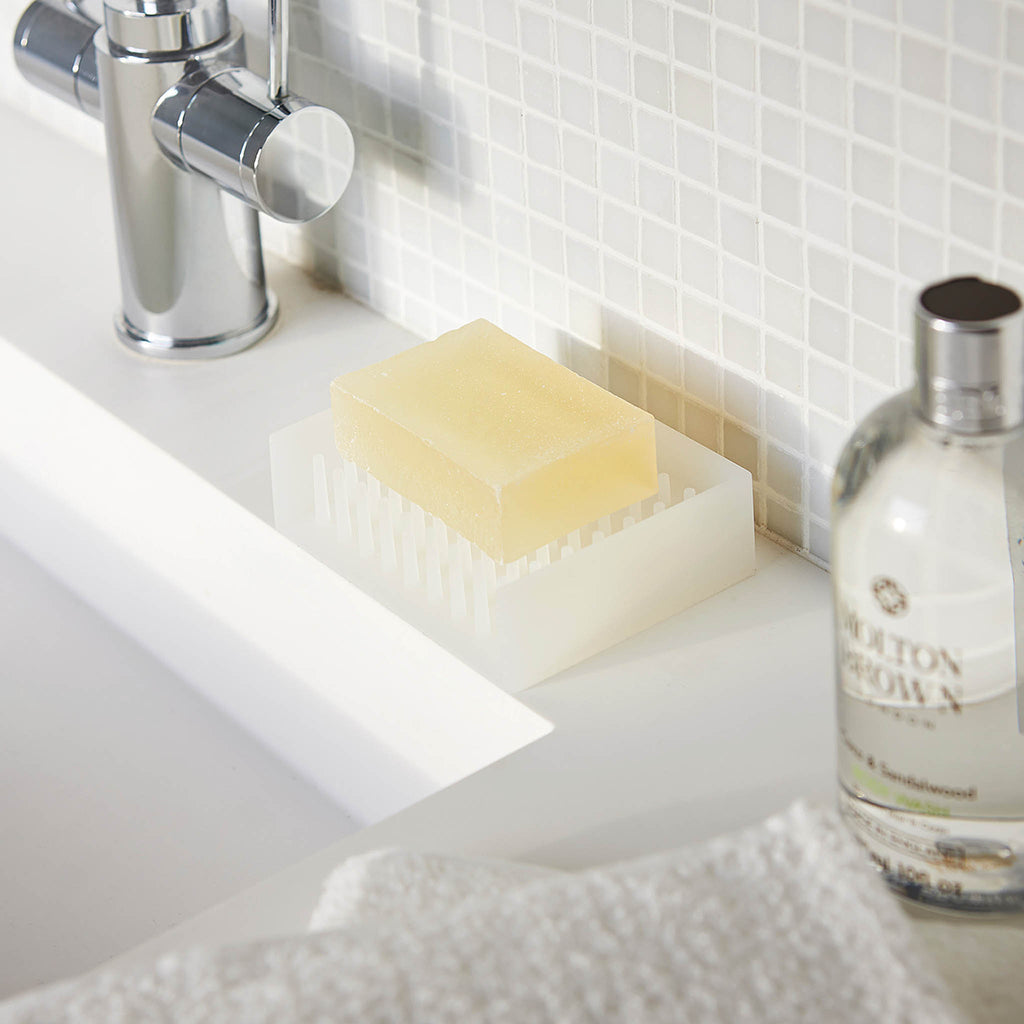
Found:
[4,100,1022,1023]
[110,532,837,971]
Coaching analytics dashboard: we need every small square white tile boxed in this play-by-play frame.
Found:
[724,373,761,430]
[765,333,806,396]
[759,0,800,48]
[720,203,759,263]
[1002,72,1024,136]
[486,43,522,100]
[762,107,802,168]
[684,347,721,405]
[599,145,637,204]
[518,7,554,62]
[598,90,634,149]
[716,86,758,147]
[851,202,895,266]
[566,237,601,292]
[899,98,947,166]
[809,298,850,361]
[563,128,597,187]
[722,313,762,373]
[722,256,761,317]
[679,180,718,242]
[852,144,894,207]
[767,444,804,504]
[635,53,672,111]
[681,294,719,351]
[674,9,711,71]
[724,421,761,479]
[676,123,715,185]
[898,223,946,282]
[564,182,600,236]
[805,182,847,246]
[804,4,846,66]
[636,108,675,169]
[645,378,681,428]
[851,264,896,330]
[522,62,558,118]
[950,55,997,120]
[1008,6,1024,67]
[808,409,850,471]
[853,83,894,145]
[763,165,803,228]
[716,0,754,30]
[805,125,847,189]
[601,199,638,259]
[641,217,679,279]
[603,251,640,310]
[638,163,676,221]
[765,389,808,453]
[680,235,719,298]
[805,64,847,127]
[556,19,592,78]
[683,400,720,450]
[595,35,630,92]
[483,1,518,44]
[852,19,896,85]
[525,116,559,168]
[950,119,997,188]
[953,0,1000,59]
[1001,203,1024,266]
[716,28,756,91]
[673,69,714,129]
[763,223,805,286]
[900,34,946,101]
[645,328,682,385]
[765,277,805,340]
[809,354,849,419]
[950,182,996,251]
[1004,138,1024,202]
[852,320,898,386]
[760,47,802,109]
[633,0,671,56]
[642,275,678,331]
[899,162,946,230]
[717,146,758,203]
[593,0,627,35]
[902,0,947,39]
[559,75,595,132]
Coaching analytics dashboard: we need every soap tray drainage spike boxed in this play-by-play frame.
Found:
[270,412,755,693]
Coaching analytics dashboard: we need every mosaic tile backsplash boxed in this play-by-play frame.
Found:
[6,0,1024,566]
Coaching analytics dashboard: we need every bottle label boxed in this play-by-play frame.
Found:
[836,580,1024,818]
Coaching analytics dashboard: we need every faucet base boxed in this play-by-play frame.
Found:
[115,293,279,360]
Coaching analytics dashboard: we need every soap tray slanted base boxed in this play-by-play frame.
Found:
[270,412,755,693]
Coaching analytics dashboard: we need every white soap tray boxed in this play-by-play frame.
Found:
[270,412,755,692]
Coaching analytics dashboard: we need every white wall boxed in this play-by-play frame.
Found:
[8,0,1024,565]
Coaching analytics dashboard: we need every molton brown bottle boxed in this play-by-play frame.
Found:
[832,276,1024,911]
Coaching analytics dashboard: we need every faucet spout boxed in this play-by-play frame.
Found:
[12,0,354,359]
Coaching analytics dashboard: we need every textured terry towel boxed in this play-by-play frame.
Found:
[0,802,961,1023]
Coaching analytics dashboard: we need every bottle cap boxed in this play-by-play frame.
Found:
[914,276,1024,434]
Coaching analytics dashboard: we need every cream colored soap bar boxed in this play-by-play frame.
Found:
[331,320,657,563]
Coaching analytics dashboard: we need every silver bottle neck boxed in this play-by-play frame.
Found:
[913,277,1024,435]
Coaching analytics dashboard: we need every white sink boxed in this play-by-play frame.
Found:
[0,101,552,827]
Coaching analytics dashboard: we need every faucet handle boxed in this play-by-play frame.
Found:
[153,64,354,224]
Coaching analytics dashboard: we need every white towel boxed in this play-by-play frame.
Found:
[0,801,960,1023]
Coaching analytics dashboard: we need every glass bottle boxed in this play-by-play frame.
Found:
[832,276,1024,911]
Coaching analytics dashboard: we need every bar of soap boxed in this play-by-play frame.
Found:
[331,320,657,563]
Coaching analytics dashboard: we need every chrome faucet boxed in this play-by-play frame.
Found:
[13,0,354,358]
